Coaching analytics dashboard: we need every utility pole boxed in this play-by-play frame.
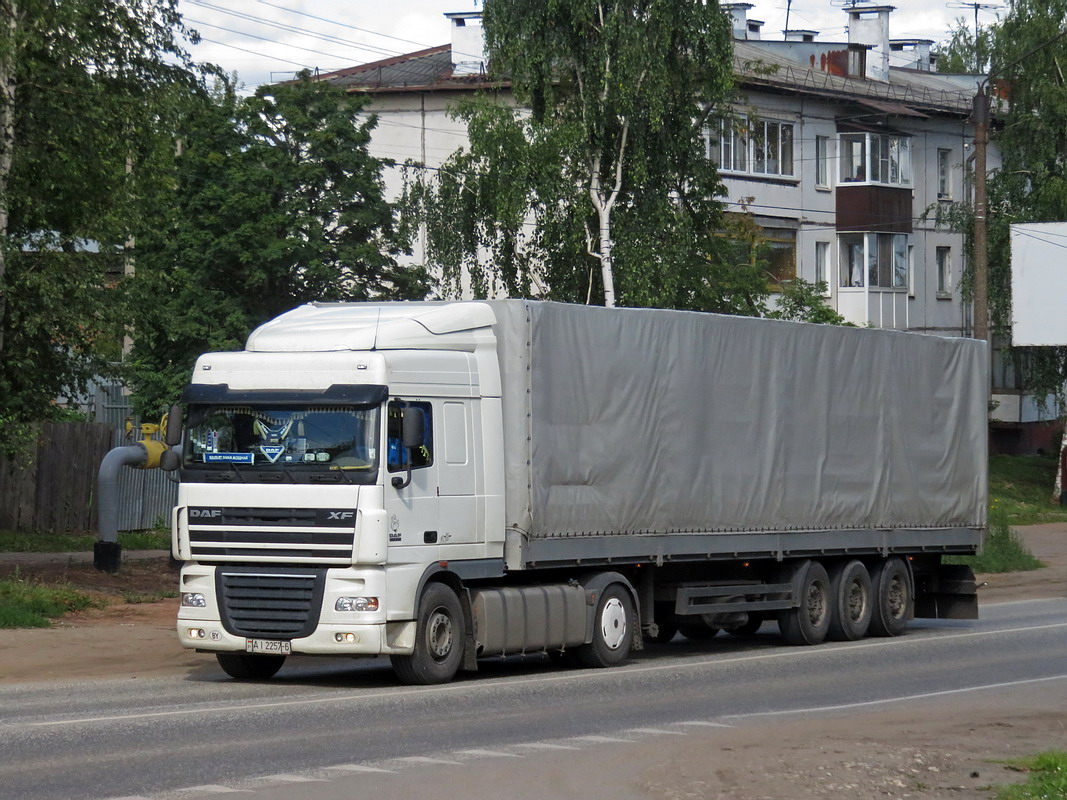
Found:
[971,83,989,343]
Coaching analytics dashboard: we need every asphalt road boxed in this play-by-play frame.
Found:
[1,597,1065,800]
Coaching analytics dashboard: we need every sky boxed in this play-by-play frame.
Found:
[176,0,1002,91]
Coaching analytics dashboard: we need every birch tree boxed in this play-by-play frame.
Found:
[413,0,743,308]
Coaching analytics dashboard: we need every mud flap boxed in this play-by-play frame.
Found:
[913,563,979,620]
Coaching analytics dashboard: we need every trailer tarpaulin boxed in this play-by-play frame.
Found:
[490,301,987,540]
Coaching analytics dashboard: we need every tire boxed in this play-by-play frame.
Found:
[827,560,873,641]
[216,652,285,680]
[391,582,466,685]
[777,560,832,646]
[678,620,721,640]
[577,583,634,668]
[868,556,912,638]
[725,611,764,637]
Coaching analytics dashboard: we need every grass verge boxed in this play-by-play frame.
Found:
[0,570,101,628]
[0,529,169,553]
[947,517,1044,573]
[996,751,1067,799]
[989,454,1067,526]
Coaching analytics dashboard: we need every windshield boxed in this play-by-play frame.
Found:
[184,404,380,482]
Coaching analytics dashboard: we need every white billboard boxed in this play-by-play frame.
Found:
[1011,222,1067,346]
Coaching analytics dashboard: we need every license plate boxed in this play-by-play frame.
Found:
[245,638,291,655]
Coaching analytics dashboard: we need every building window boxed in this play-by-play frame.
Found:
[839,233,908,289]
[937,149,952,199]
[936,246,952,296]
[715,117,795,178]
[839,133,911,186]
[763,227,797,285]
[815,240,830,291]
[815,136,829,188]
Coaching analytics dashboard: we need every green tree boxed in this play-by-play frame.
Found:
[127,74,429,414]
[0,0,200,452]
[985,1,1067,407]
[412,0,752,309]
[934,16,998,73]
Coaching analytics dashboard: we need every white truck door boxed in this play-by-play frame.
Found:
[438,400,477,544]
[384,400,439,550]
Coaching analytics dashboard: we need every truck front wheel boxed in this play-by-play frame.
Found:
[216,652,285,680]
[577,584,633,668]
[391,582,465,685]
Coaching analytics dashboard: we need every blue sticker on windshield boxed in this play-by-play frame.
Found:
[204,453,254,464]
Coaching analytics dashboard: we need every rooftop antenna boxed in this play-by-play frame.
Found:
[946,2,1001,72]
[784,0,792,36]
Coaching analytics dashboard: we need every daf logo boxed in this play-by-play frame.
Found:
[190,509,223,519]
[327,511,355,520]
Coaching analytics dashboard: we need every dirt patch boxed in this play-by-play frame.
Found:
[0,556,213,682]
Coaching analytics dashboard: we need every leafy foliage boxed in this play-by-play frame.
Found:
[409,0,841,324]
[412,0,746,309]
[933,16,998,73]
[0,0,202,454]
[127,75,429,414]
[933,1,1067,409]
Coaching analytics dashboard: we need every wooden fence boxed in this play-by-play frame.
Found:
[0,421,176,534]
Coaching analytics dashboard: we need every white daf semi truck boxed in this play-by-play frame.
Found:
[164,300,986,684]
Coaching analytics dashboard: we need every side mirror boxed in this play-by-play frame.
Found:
[401,406,425,448]
[159,449,181,472]
[164,404,183,447]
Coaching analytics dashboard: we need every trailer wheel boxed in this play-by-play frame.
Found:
[869,557,912,637]
[391,582,465,685]
[827,560,873,641]
[577,583,633,668]
[777,561,831,646]
[215,652,285,680]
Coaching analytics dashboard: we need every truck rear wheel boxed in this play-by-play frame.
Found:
[577,584,633,668]
[216,652,285,680]
[827,560,873,641]
[391,582,465,685]
[869,556,912,637]
[777,560,831,646]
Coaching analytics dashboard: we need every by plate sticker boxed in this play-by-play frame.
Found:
[204,453,254,463]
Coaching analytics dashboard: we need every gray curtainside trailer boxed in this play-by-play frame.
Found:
[169,300,985,684]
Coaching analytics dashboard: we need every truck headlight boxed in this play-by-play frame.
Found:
[181,592,207,608]
[335,596,379,612]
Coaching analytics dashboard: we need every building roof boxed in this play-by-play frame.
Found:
[318,38,977,117]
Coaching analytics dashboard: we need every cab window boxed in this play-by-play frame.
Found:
[387,400,433,471]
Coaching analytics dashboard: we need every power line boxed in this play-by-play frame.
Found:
[188,17,354,63]
[255,0,437,52]
[188,0,409,61]
[197,35,315,70]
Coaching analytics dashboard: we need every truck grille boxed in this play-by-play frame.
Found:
[216,567,325,639]
[187,507,356,564]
